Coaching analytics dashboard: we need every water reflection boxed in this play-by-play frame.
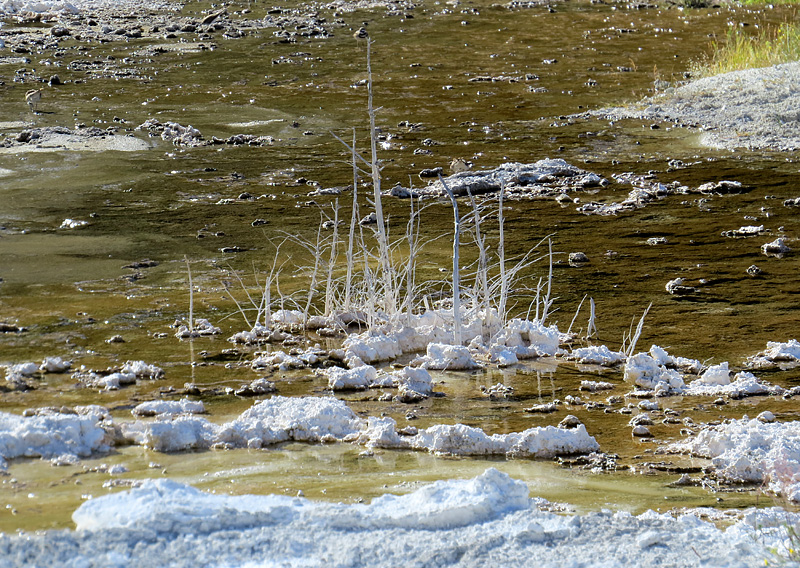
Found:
[1,0,799,533]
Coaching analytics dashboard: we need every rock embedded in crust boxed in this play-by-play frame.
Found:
[762,237,791,257]
[558,415,582,429]
[568,252,589,265]
[524,402,558,414]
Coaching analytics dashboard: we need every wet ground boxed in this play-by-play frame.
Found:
[1,0,800,532]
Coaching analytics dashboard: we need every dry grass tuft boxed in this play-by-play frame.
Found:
[692,22,800,78]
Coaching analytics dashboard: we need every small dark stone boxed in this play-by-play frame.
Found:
[123,259,159,269]
[419,167,443,178]
[201,10,225,25]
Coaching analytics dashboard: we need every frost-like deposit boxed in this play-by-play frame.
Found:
[59,218,89,229]
[40,356,71,373]
[648,345,702,374]
[413,423,599,457]
[324,365,378,390]
[673,418,800,501]
[579,380,615,392]
[748,339,800,369]
[490,318,561,359]
[251,349,319,371]
[123,396,364,451]
[0,469,790,567]
[488,346,519,367]
[0,0,79,14]
[693,362,730,386]
[685,371,783,398]
[131,398,205,417]
[762,237,791,257]
[358,417,599,458]
[337,313,559,369]
[413,342,482,370]
[343,331,403,366]
[229,323,290,345]
[271,309,304,326]
[0,407,111,468]
[393,366,433,395]
[74,360,164,390]
[5,362,38,377]
[174,318,221,339]
[1,395,601,467]
[569,344,625,366]
[365,467,530,529]
[623,352,685,395]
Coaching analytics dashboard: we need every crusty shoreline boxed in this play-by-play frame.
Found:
[593,61,800,152]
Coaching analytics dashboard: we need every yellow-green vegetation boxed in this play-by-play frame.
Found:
[739,0,800,4]
[692,21,800,77]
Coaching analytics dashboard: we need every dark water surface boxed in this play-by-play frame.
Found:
[1,0,799,531]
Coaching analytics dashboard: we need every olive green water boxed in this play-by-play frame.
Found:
[2,0,800,532]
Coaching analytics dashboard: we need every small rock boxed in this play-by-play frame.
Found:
[757,410,776,423]
[449,158,470,173]
[234,378,276,397]
[632,425,652,437]
[558,415,582,429]
[629,414,653,426]
[568,252,589,265]
[669,473,693,487]
[123,259,158,269]
[665,278,696,295]
[638,400,659,411]
[201,10,226,25]
[360,212,377,225]
[697,180,744,195]
[524,402,558,413]
[762,237,790,257]
[419,167,443,178]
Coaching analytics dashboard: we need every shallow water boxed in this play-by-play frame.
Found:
[2,0,800,531]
